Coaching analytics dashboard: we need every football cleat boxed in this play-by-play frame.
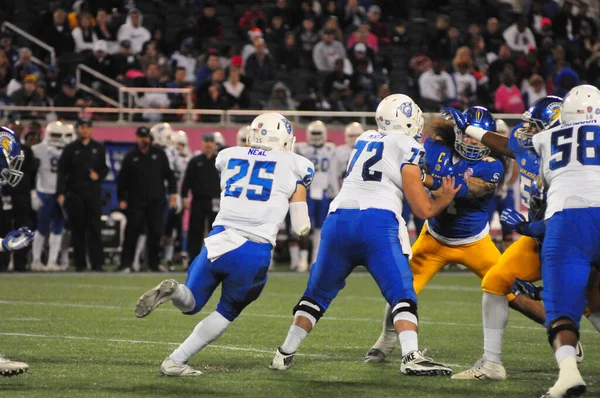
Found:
[364,329,396,363]
[296,258,309,273]
[46,263,64,272]
[541,376,586,398]
[30,261,46,272]
[576,342,583,364]
[401,350,452,376]
[160,357,203,377]
[0,356,28,376]
[134,279,179,318]
[451,358,507,381]
[270,348,295,371]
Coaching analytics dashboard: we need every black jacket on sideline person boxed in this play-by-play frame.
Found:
[57,139,109,196]
[117,146,177,205]
[181,153,220,200]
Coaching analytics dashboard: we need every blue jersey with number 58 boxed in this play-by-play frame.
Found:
[425,138,504,243]
[533,119,600,219]
[214,146,315,245]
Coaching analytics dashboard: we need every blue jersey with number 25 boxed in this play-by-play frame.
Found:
[425,138,504,240]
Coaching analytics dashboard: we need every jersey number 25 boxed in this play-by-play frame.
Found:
[224,159,276,201]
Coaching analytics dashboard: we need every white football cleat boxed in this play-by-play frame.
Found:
[30,261,46,272]
[451,358,507,381]
[296,258,309,273]
[0,356,28,376]
[160,358,203,377]
[364,329,396,363]
[401,350,452,376]
[46,263,64,272]
[270,348,295,371]
[542,375,586,398]
[576,342,583,364]
[135,279,179,318]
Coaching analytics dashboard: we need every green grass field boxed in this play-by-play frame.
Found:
[0,271,598,397]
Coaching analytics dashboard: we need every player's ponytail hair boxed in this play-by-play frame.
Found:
[428,116,455,149]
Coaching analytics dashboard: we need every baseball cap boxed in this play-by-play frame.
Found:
[183,38,194,48]
[368,5,381,14]
[541,17,552,28]
[203,133,215,142]
[63,76,76,88]
[76,117,93,128]
[248,28,263,40]
[231,55,243,68]
[136,126,151,138]
[24,74,38,84]
[354,43,367,53]
[120,40,132,49]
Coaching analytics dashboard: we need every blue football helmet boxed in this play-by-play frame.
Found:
[455,106,496,160]
[0,127,24,187]
[518,96,563,148]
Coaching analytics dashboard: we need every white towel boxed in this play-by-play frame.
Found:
[204,228,248,262]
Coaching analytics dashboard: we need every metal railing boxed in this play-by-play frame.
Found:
[118,87,194,123]
[1,22,56,67]
[76,64,125,109]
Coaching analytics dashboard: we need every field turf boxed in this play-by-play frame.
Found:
[0,271,598,397]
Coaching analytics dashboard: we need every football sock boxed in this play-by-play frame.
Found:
[586,311,600,332]
[555,345,576,365]
[132,235,146,271]
[280,325,308,354]
[299,249,308,263]
[32,231,44,263]
[164,243,174,262]
[399,330,419,357]
[48,233,62,265]
[482,292,508,364]
[171,284,195,313]
[311,229,321,264]
[170,311,231,364]
[383,303,394,332]
[289,245,299,269]
[555,345,581,384]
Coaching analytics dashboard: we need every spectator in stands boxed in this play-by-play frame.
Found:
[265,81,295,110]
[391,23,410,47]
[265,14,288,50]
[313,29,347,73]
[296,17,319,69]
[35,80,51,108]
[342,0,366,30]
[522,73,547,108]
[195,50,220,90]
[136,63,170,121]
[349,91,371,112]
[319,16,343,42]
[483,18,504,60]
[117,9,151,55]
[488,44,517,92]
[114,40,141,81]
[270,0,293,29]
[239,1,267,32]
[72,12,97,54]
[11,74,44,108]
[245,38,278,86]
[197,84,228,121]
[12,48,40,81]
[578,2,598,39]
[350,59,375,95]
[84,40,116,82]
[517,46,541,79]
[167,67,189,109]
[298,86,330,114]
[367,6,390,46]
[292,0,318,30]
[494,68,525,113]
[323,58,352,99]
[372,83,390,109]
[347,19,378,53]
[0,51,11,96]
[198,1,224,44]
[428,15,453,61]
[45,65,60,98]
[349,43,374,73]
[321,1,343,26]
[170,39,197,84]
[418,58,456,111]
[139,41,170,84]
[45,8,75,57]
[452,60,477,106]
[569,21,596,60]
[276,32,301,71]
[94,9,118,54]
[196,68,225,100]
[0,33,18,66]
[54,76,92,119]
[466,23,482,48]
[242,30,270,63]
[503,17,537,55]
[553,1,578,42]
[223,67,250,109]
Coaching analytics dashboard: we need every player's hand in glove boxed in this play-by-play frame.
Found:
[512,278,543,301]
[30,190,42,212]
[1,227,34,252]
[500,208,526,230]
[441,107,467,131]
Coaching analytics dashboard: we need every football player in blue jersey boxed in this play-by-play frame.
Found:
[361,106,507,364]
[0,126,35,376]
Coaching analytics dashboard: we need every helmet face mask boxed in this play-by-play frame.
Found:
[344,122,364,146]
[519,96,563,147]
[0,127,24,187]
[237,126,251,147]
[454,106,495,160]
[45,121,75,149]
[307,121,327,147]
[150,123,173,148]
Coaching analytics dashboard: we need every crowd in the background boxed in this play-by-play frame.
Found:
[0,0,599,122]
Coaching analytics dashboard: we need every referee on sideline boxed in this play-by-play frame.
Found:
[57,117,109,272]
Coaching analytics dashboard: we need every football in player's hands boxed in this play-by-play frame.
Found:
[2,227,35,252]
[499,208,526,229]
[441,107,467,131]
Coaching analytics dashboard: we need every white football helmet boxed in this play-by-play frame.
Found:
[561,84,600,124]
[307,120,327,146]
[44,121,75,148]
[249,112,295,152]
[171,130,189,156]
[495,119,509,136]
[213,132,226,149]
[344,122,364,146]
[237,125,251,147]
[150,123,173,148]
[376,94,424,138]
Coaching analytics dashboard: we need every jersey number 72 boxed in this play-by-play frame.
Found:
[345,141,383,181]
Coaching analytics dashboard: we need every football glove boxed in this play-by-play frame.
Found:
[441,107,468,131]
[1,227,34,252]
[499,208,526,229]
[30,190,43,211]
[512,278,543,301]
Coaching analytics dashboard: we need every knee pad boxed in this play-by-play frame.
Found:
[391,299,418,326]
[293,296,325,328]
[547,317,580,346]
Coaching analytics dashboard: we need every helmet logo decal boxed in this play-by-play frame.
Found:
[258,122,263,128]
[398,102,412,118]
[282,119,292,134]
[475,109,482,121]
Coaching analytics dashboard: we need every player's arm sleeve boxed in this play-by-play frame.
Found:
[516,219,546,238]
[457,160,504,199]
[96,143,110,180]
[289,184,310,237]
[399,141,425,171]
[56,145,70,195]
[297,157,315,188]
